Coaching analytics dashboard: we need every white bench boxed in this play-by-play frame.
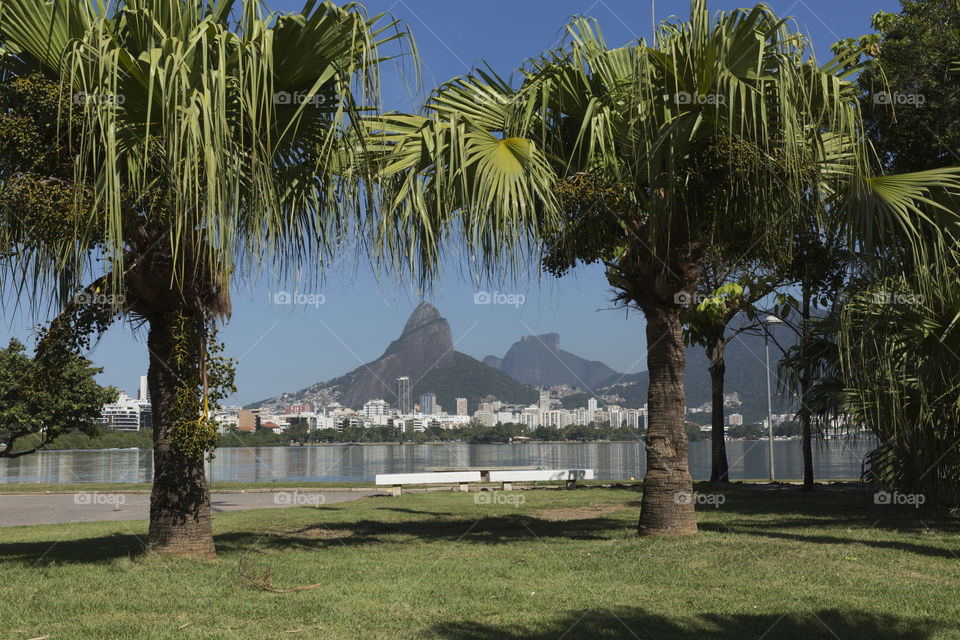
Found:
[487,469,595,490]
[375,471,482,496]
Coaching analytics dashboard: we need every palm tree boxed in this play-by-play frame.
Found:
[366,1,960,535]
[0,0,415,557]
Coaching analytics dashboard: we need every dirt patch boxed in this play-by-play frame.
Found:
[277,525,356,540]
[535,504,629,521]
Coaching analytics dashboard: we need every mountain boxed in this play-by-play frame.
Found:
[414,352,538,413]
[485,333,618,389]
[339,301,455,408]
[248,303,537,411]
[555,319,797,423]
[482,355,503,369]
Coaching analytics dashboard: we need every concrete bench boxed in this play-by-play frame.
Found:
[375,471,482,496]
[487,469,595,490]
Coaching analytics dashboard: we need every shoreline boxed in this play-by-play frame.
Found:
[0,478,865,495]
[13,437,841,454]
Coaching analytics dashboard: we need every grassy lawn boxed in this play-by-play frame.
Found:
[2,484,958,639]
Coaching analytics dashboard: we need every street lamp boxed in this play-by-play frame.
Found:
[762,315,783,482]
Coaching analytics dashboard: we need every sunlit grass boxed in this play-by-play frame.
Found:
[2,484,958,639]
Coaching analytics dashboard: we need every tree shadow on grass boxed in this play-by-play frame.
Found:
[425,607,951,640]
[693,482,959,531]
[374,506,456,516]
[212,514,625,554]
[0,532,146,567]
[698,522,960,560]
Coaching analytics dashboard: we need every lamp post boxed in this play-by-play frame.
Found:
[762,315,783,482]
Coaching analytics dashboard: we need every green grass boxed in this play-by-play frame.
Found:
[2,484,958,639]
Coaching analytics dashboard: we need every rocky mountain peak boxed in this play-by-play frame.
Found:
[402,301,443,337]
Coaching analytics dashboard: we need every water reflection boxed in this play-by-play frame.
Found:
[0,440,875,484]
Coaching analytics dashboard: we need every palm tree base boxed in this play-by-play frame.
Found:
[147,487,217,559]
[637,469,699,537]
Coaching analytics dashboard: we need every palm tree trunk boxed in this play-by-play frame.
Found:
[146,312,216,558]
[800,284,814,491]
[638,302,698,536]
[708,337,730,483]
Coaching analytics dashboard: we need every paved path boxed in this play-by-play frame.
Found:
[0,491,378,527]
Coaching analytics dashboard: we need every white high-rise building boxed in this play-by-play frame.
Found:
[625,408,642,430]
[363,399,390,418]
[475,411,496,427]
[587,397,598,419]
[138,375,150,403]
[608,406,623,428]
[99,392,143,431]
[521,406,541,430]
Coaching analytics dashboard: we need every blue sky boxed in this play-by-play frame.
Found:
[0,0,899,405]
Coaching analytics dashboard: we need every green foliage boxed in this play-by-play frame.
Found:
[541,175,633,278]
[726,424,768,440]
[560,393,594,410]
[685,423,710,442]
[168,313,236,462]
[40,428,154,451]
[533,425,562,441]
[0,1,415,308]
[839,1,960,173]
[0,337,116,457]
[839,275,960,504]
[819,0,960,503]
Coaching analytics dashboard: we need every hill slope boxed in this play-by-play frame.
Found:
[414,352,539,415]
[486,333,618,389]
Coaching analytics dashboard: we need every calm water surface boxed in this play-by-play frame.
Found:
[0,440,875,484]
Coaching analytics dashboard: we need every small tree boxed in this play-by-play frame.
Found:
[0,337,116,457]
[682,253,791,483]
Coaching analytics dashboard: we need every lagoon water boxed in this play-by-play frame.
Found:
[0,439,875,484]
